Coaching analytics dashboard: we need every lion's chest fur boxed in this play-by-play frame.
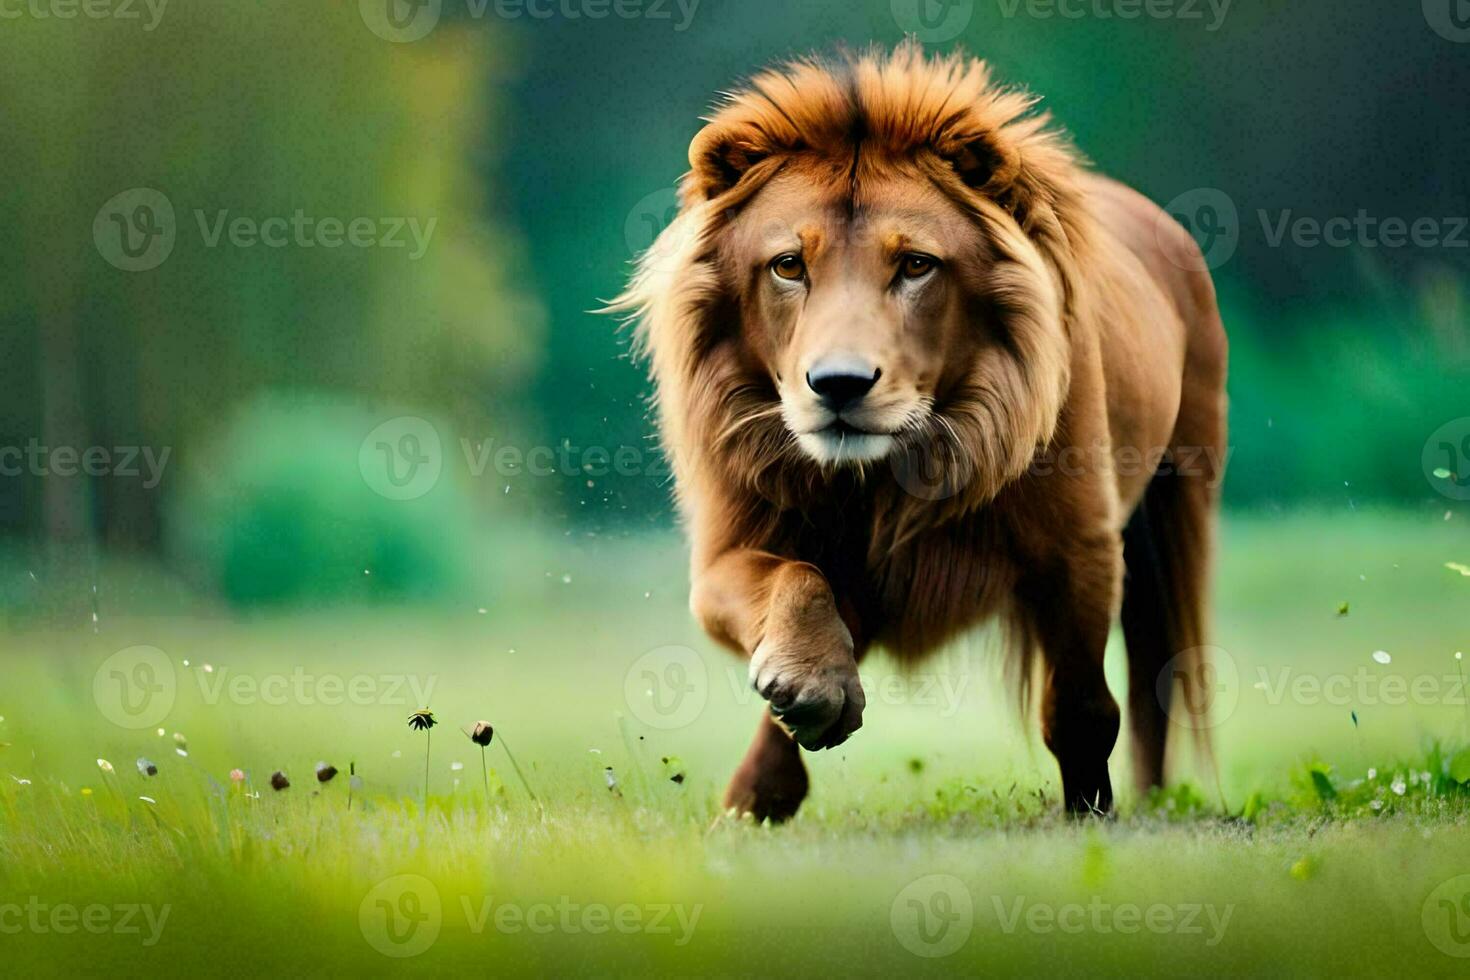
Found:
[780,493,1016,663]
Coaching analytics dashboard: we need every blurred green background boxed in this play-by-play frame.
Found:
[1,0,1467,611]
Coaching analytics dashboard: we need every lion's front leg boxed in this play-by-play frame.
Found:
[722,709,809,823]
[692,550,865,752]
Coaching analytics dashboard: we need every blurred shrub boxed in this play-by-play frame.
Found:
[168,392,476,608]
[1223,271,1469,508]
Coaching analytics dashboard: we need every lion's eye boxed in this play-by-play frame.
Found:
[771,254,806,282]
[899,253,937,280]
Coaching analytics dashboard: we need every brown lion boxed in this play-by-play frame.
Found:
[613,43,1228,818]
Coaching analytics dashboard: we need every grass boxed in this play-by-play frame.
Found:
[2,508,1470,976]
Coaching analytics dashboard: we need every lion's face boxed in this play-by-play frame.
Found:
[617,47,1080,517]
[724,164,987,467]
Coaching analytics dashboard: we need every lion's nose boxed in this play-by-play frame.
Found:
[806,356,881,412]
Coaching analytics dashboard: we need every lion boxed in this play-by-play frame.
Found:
[612,43,1228,818]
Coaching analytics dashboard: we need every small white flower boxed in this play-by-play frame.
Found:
[97,758,114,774]
[1391,775,1407,796]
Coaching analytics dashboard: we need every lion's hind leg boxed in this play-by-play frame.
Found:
[1121,363,1226,795]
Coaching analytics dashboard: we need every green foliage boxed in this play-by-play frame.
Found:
[167,392,477,606]
[0,1,541,551]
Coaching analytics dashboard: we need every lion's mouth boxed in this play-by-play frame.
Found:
[797,419,898,465]
[818,419,880,438]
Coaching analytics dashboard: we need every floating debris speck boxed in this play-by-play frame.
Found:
[1372,650,1391,665]
[270,771,290,791]
[136,758,158,777]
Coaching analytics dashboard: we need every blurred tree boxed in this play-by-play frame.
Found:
[0,2,542,566]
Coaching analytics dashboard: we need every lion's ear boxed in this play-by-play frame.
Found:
[939,133,1013,191]
[687,124,771,200]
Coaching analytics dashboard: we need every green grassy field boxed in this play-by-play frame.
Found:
[3,510,1470,976]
